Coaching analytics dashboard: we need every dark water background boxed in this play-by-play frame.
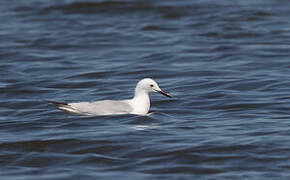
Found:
[2,0,290,179]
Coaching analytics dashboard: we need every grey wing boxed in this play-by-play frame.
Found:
[69,100,133,115]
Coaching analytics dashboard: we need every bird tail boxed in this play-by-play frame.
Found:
[47,100,80,114]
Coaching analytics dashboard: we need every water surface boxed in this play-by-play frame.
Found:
[1,0,290,179]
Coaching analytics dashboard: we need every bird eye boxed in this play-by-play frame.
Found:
[150,84,154,87]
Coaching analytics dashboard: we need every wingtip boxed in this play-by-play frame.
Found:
[47,100,68,106]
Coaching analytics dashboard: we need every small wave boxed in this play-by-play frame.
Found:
[41,1,151,14]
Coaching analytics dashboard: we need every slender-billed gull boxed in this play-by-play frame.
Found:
[49,78,171,116]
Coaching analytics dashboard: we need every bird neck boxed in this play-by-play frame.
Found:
[131,89,150,115]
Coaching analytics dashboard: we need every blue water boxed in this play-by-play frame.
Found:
[1,0,290,179]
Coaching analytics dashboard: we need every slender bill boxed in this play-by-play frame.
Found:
[156,89,171,98]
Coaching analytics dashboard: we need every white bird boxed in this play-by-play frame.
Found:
[49,78,171,116]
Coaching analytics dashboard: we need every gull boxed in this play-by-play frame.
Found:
[49,78,171,116]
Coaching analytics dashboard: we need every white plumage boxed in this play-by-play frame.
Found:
[50,78,171,116]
